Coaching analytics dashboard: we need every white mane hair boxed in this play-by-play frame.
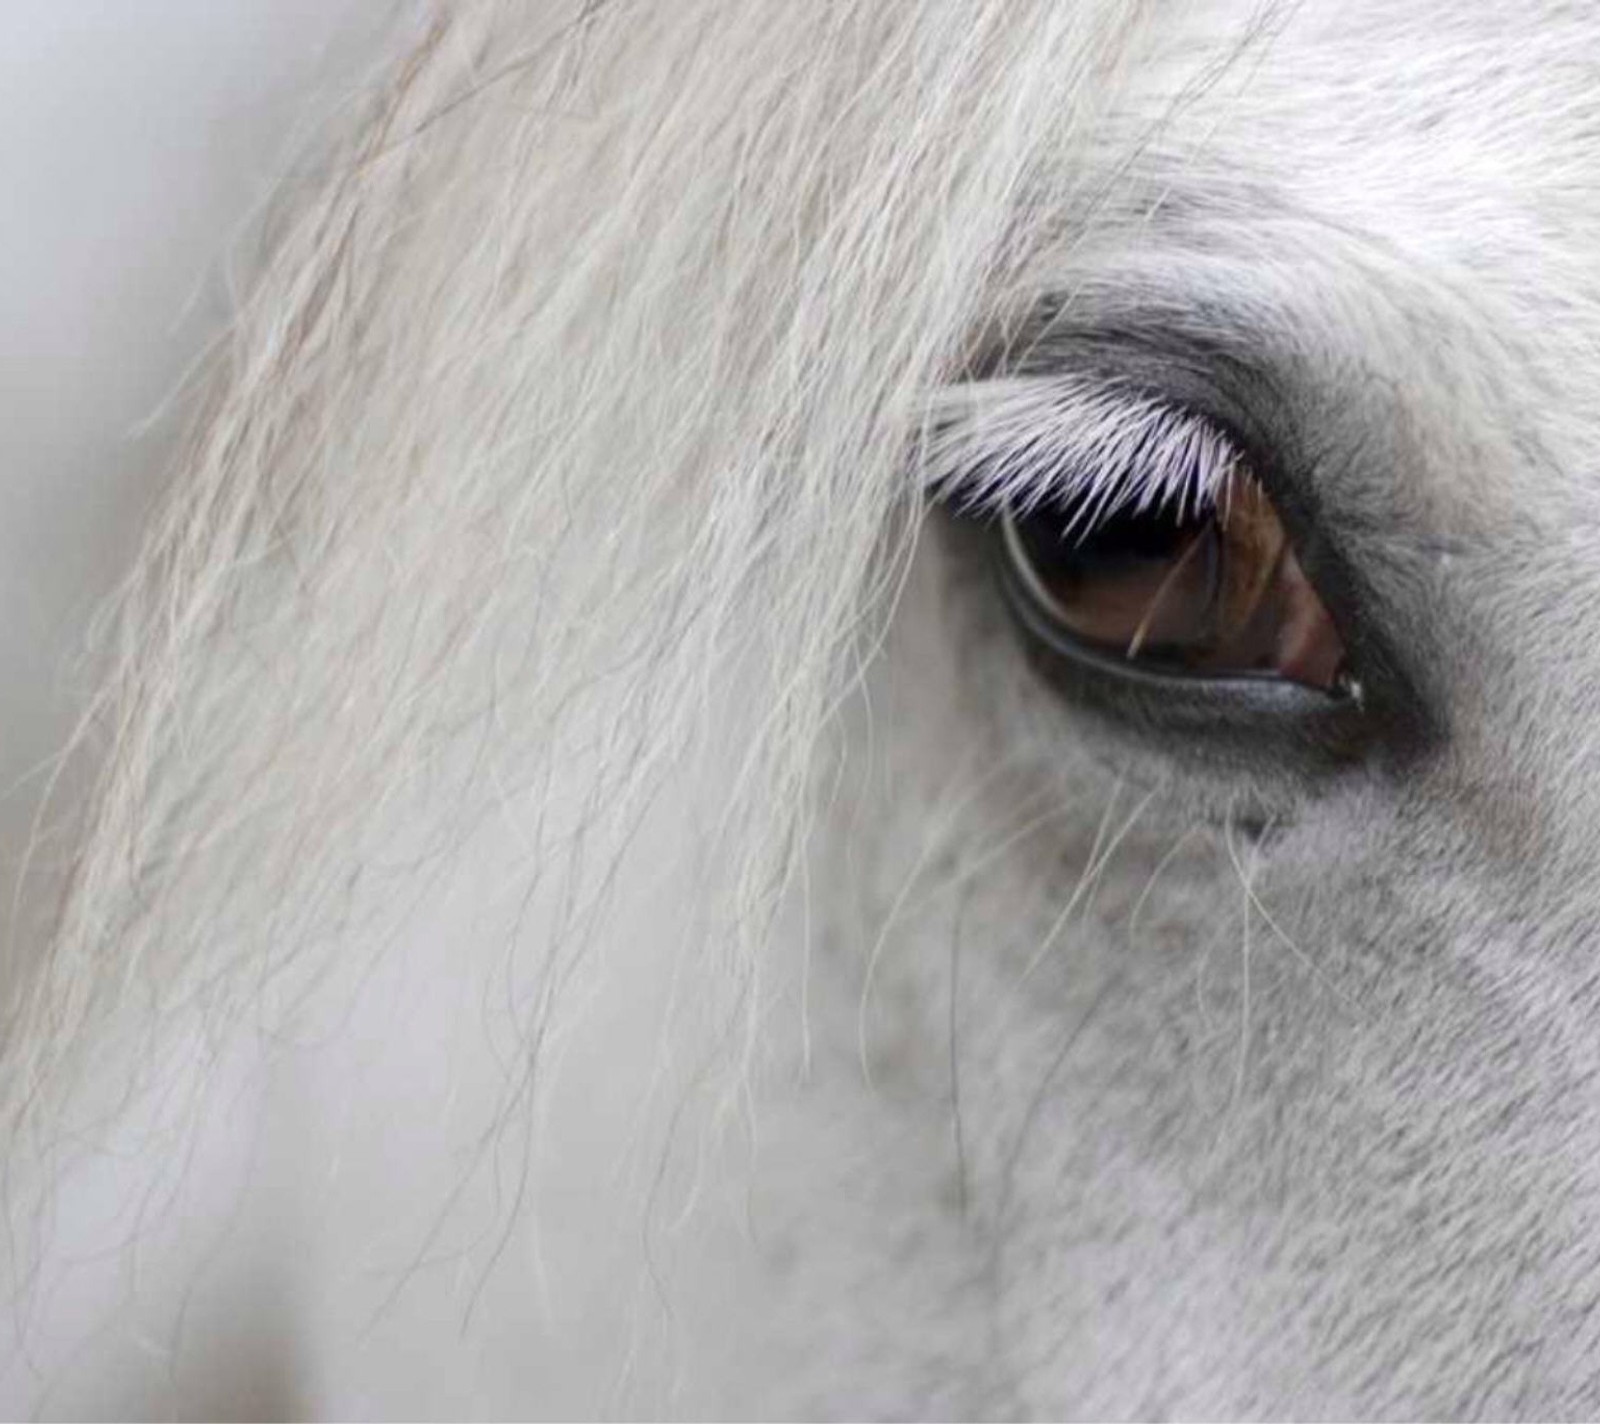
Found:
[7,3,1112,1118]
[12,0,1600,1415]
[3,0,1167,1406]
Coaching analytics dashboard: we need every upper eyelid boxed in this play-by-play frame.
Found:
[923,374,1246,532]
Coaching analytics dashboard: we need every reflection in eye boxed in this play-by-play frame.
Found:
[999,464,1350,693]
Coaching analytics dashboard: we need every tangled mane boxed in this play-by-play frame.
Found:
[2,0,1172,1382]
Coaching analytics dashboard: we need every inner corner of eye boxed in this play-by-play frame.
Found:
[999,459,1351,697]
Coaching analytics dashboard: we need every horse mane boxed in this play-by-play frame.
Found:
[3,0,1161,1327]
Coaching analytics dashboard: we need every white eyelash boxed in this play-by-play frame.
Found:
[923,375,1244,536]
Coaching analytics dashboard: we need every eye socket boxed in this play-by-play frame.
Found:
[997,463,1354,697]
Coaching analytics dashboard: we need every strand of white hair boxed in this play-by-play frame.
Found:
[0,0,1167,1412]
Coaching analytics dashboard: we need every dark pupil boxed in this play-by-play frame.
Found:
[1011,497,1224,663]
[1001,462,1349,693]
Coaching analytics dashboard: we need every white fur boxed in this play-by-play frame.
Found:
[9,0,1600,1416]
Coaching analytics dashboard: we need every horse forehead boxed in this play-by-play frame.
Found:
[1144,3,1600,272]
[1089,2,1600,498]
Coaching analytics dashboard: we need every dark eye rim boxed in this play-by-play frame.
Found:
[947,377,1441,772]
[994,504,1362,711]
[992,505,1356,710]
[990,520,1391,772]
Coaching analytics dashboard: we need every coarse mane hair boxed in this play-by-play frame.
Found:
[2,0,1166,1386]
[10,6,1090,1086]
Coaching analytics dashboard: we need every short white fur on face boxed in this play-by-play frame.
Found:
[8,0,1600,1416]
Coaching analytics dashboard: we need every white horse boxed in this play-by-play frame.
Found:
[7,0,1600,1415]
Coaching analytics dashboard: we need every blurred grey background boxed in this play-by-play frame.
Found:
[0,1,401,928]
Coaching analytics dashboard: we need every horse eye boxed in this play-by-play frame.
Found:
[998,464,1352,695]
